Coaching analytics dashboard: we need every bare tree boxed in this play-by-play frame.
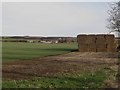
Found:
[107,1,120,33]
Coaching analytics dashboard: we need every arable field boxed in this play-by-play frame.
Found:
[2,42,119,88]
[2,42,78,62]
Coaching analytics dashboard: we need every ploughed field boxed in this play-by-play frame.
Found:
[2,42,119,88]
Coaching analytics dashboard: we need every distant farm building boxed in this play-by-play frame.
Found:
[77,34,116,52]
[27,40,34,43]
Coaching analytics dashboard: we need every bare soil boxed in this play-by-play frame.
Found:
[2,52,119,81]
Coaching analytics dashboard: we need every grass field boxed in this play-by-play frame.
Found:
[2,42,117,88]
[3,70,112,88]
[2,42,78,62]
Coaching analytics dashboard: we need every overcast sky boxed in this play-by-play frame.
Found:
[2,2,109,37]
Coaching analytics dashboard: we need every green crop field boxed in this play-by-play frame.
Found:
[2,42,78,62]
[2,42,117,88]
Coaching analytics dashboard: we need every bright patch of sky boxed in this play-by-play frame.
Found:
[3,2,110,37]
